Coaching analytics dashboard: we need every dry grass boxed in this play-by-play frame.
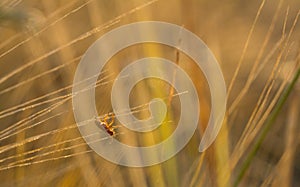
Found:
[0,0,299,186]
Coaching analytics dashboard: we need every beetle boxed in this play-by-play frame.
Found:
[96,113,116,136]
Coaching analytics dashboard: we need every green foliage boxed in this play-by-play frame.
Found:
[234,67,300,187]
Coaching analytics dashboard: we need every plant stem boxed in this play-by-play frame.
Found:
[233,67,300,187]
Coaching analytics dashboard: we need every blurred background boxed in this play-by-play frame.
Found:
[0,0,299,186]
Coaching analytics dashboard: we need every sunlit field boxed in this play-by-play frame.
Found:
[0,0,299,186]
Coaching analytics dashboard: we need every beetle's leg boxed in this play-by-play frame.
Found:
[107,120,114,128]
[109,113,115,118]
[102,114,109,122]
[106,114,115,128]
